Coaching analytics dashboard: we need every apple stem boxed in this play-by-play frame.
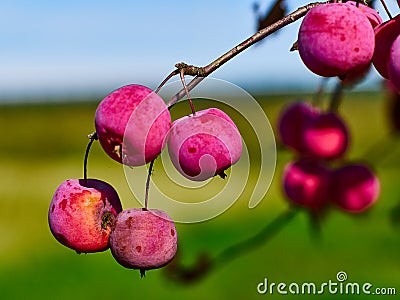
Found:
[379,0,392,19]
[140,269,146,278]
[83,132,98,186]
[179,68,196,115]
[144,159,155,210]
[166,2,324,108]
[155,69,180,94]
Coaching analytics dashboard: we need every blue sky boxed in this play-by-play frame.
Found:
[1,0,399,100]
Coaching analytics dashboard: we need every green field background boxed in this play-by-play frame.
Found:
[1,91,399,299]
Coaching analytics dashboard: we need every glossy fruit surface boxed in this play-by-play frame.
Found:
[277,101,318,152]
[331,164,380,212]
[283,160,331,210]
[302,112,349,160]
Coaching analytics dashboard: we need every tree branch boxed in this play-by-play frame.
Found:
[166,2,326,107]
[164,208,299,283]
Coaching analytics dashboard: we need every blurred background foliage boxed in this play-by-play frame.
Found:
[1,90,400,299]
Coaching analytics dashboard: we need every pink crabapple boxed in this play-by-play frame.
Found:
[301,111,349,160]
[109,208,178,276]
[346,1,382,29]
[298,3,375,78]
[277,101,319,152]
[388,35,400,93]
[331,164,380,213]
[48,179,122,253]
[283,159,331,211]
[278,101,349,160]
[372,15,400,79]
[167,108,242,181]
[95,84,171,166]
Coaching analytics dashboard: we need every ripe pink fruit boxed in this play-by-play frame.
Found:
[302,112,349,160]
[372,16,400,79]
[95,84,171,166]
[388,35,400,93]
[298,3,375,77]
[331,164,380,213]
[167,108,242,181]
[282,160,331,210]
[278,102,349,160]
[48,179,122,253]
[109,208,177,275]
[346,1,382,28]
[277,101,318,152]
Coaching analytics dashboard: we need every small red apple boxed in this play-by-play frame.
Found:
[277,101,318,152]
[48,179,122,253]
[302,112,349,160]
[167,108,242,181]
[331,164,380,213]
[95,84,171,166]
[109,208,178,276]
[283,159,331,210]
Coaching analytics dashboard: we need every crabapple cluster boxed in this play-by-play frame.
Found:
[49,84,242,276]
[278,101,380,213]
[47,0,393,279]
[284,2,386,215]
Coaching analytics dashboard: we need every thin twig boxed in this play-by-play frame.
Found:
[214,208,299,267]
[164,208,299,283]
[144,159,155,210]
[167,2,325,107]
[179,69,196,115]
[155,69,179,94]
[379,0,392,19]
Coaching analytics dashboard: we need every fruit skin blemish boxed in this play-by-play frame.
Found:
[109,208,178,276]
[48,179,122,253]
[298,3,375,77]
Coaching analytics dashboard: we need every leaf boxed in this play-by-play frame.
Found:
[343,0,375,7]
[255,0,287,32]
